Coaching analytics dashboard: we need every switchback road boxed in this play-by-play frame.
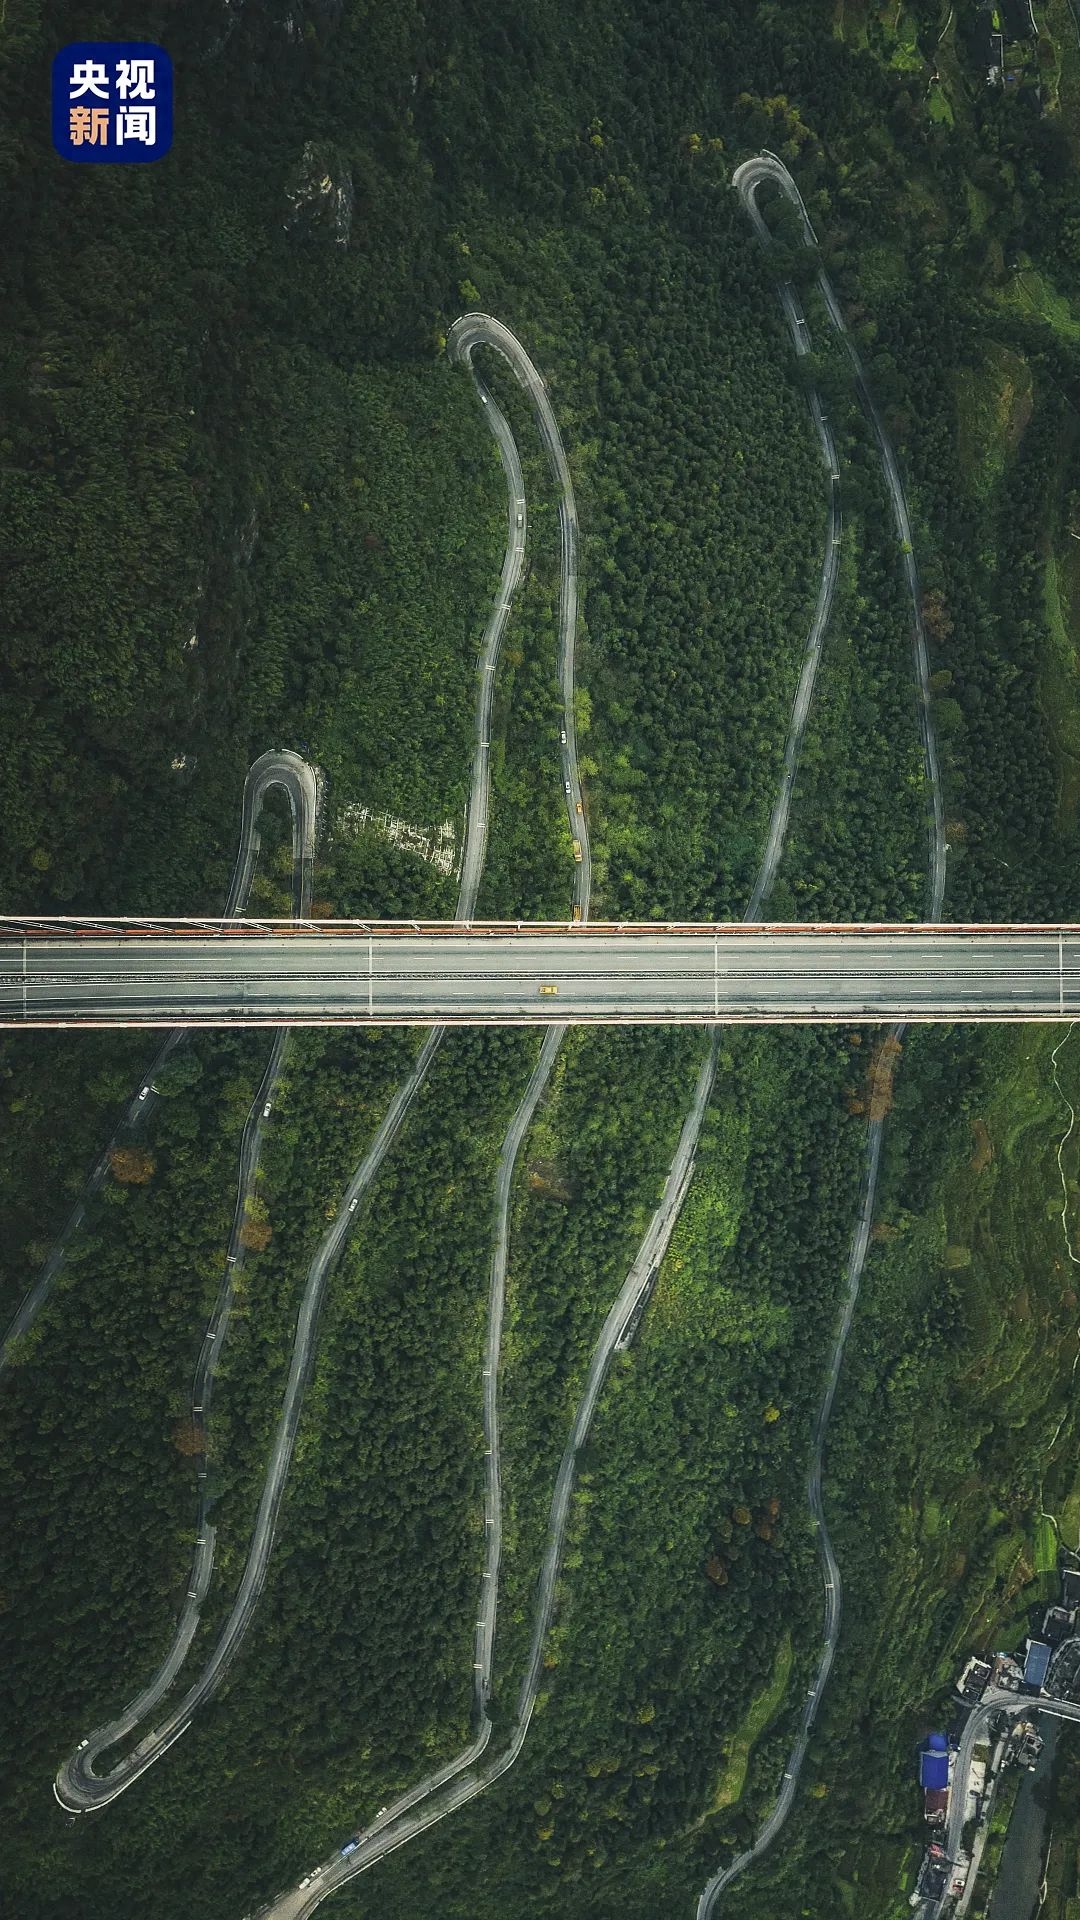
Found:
[255,218,846,1917]
[253,320,593,1916]
[0,751,316,1375]
[53,749,318,1810]
[733,150,946,914]
[449,313,592,912]
[51,312,587,1814]
[699,153,948,1919]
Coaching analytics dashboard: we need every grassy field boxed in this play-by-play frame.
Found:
[703,1631,795,1815]
[994,268,1080,345]
[954,339,1033,500]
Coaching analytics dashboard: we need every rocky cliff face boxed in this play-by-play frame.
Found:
[283,141,354,247]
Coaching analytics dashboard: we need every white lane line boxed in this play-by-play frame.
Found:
[22,939,27,1020]
[368,933,373,1021]
[1061,931,1065,1016]
[714,932,719,1020]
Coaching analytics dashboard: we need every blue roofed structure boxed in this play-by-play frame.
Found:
[1023,1640,1051,1691]
[920,1733,950,1790]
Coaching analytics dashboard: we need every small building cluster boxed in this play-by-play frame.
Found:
[1010,1719,1042,1771]
[909,1558,1078,1909]
[912,1841,952,1908]
[919,1732,951,1827]
[962,0,1039,94]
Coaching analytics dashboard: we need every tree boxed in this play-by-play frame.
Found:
[108,1147,155,1185]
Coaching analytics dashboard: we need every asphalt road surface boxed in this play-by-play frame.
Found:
[733,151,946,917]
[5,927,1079,1028]
[449,313,592,915]
[0,751,317,1376]
[251,280,835,1916]
[53,749,318,1811]
[49,309,528,1808]
[699,153,949,1920]
[251,315,595,1919]
[919,1687,1080,1919]
[253,249,861,1914]
[53,314,594,1836]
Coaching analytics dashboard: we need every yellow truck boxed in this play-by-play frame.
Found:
[572,839,582,862]
[539,983,558,996]
[572,905,581,923]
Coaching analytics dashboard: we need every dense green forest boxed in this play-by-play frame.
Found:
[5,1,1080,1918]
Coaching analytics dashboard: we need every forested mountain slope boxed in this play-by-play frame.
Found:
[3,4,1080,1919]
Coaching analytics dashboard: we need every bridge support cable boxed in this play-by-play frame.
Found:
[697,154,948,1918]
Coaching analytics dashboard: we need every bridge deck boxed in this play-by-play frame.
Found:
[2,923,1079,1026]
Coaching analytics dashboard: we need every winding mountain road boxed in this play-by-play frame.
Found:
[0,752,317,1376]
[52,315,592,1839]
[697,154,947,1918]
[252,316,591,1919]
[23,176,948,1916]
[254,217,844,1920]
[53,749,318,1810]
[449,314,592,912]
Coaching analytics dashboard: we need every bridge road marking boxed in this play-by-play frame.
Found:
[1061,931,1065,1017]
[22,939,27,1020]
[368,933,373,1021]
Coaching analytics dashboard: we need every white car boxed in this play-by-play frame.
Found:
[263,1102,272,1118]
[349,1199,358,1213]
[138,1086,150,1101]
[559,730,567,745]
[564,780,572,795]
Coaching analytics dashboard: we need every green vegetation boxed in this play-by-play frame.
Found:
[995,267,1080,344]
[969,1762,1023,1919]
[714,1020,1080,1918]
[1039,1724,1080,1918]
[706,1631,794,1813]
[954,340,1032,500]
[4,1,1080,1919]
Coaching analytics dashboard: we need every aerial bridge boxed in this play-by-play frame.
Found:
[2,919,1079,1027]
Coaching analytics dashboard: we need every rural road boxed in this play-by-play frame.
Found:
[53,749,318,1810]
[15,208,956,1920]
[253,249,844,1913]
[0,750,317,1375]
[52,316,592,1824]
[448,313,592,914]
[699,154,947,1918]
[252,314,592,1918]
[733,151,946,915]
